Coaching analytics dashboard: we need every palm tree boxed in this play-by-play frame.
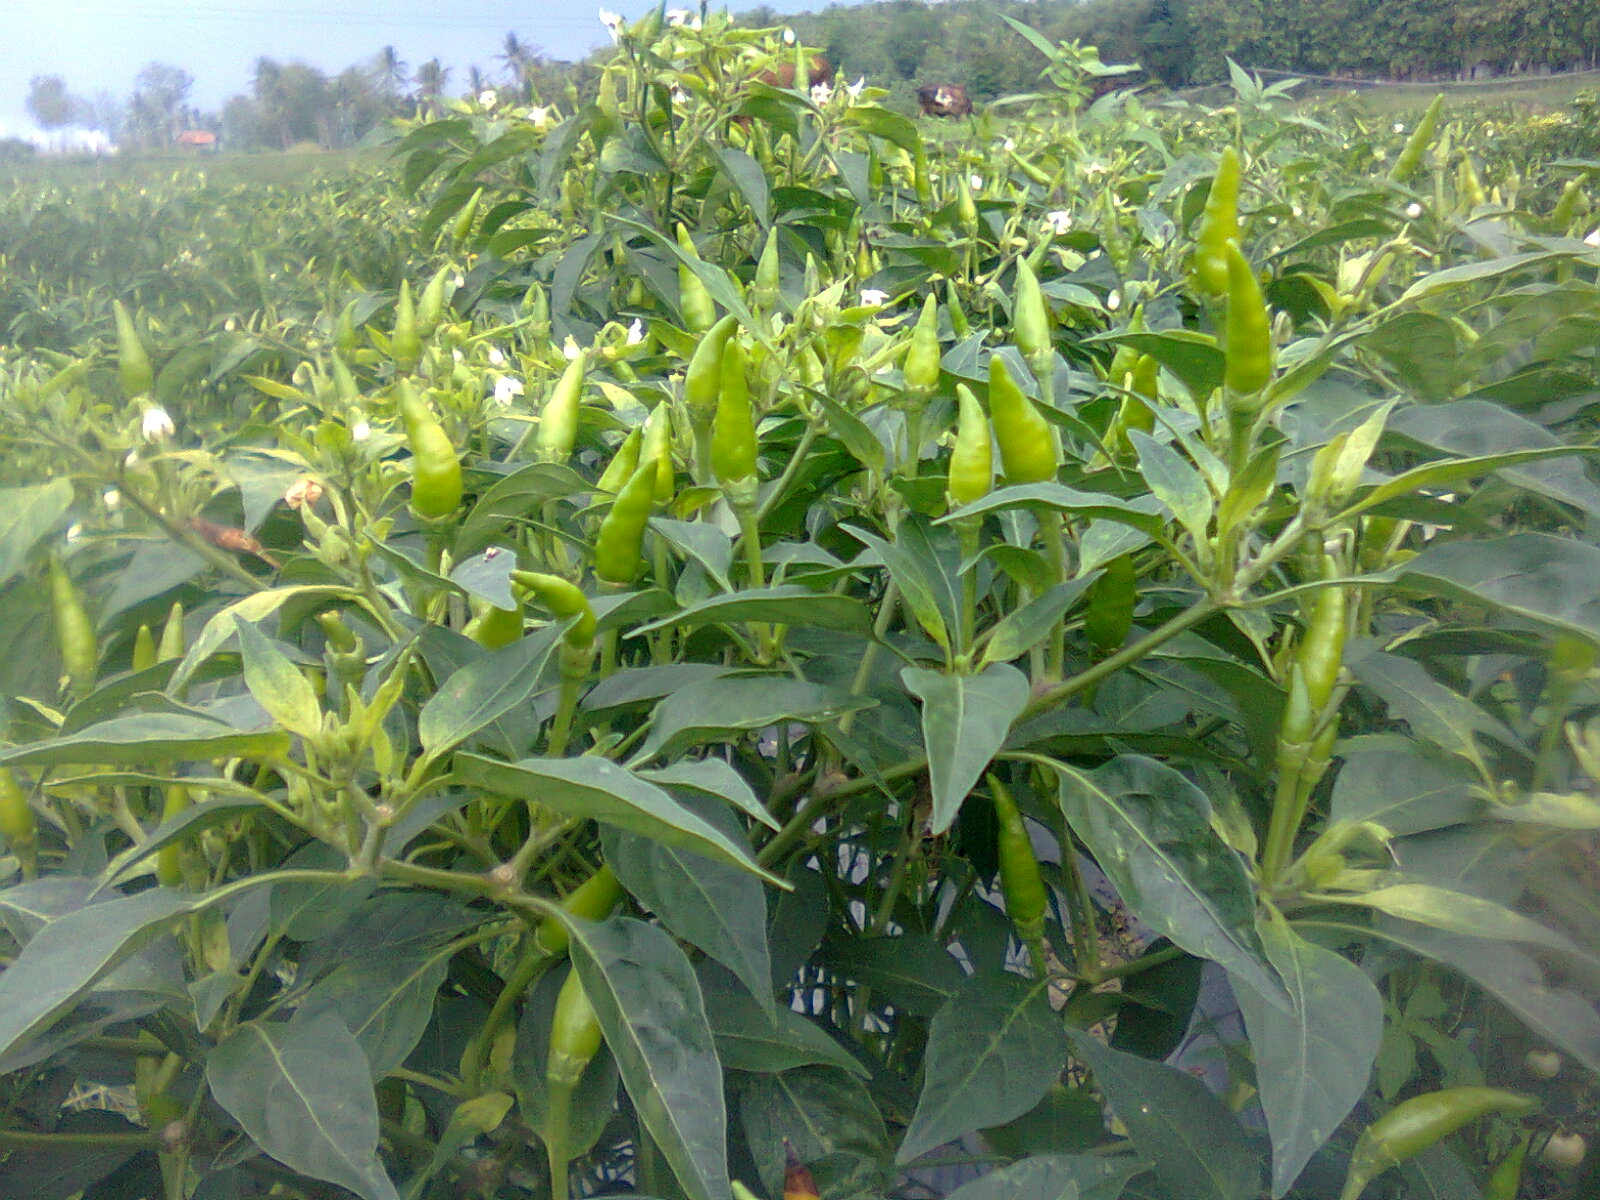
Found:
[497,32,542,100]
[371,45,410,105]
[413,59,450,117]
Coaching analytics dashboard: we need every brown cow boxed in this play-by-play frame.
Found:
[756,54,834,92]
[917,84,972,118]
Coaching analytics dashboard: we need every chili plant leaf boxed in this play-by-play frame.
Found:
[902,662,1030,835]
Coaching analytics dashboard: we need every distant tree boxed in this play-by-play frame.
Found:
[372,46,411,101]
[126,63,195,148]
[25,76,84,132]
[498,31,544,99]
[414,59,450,117]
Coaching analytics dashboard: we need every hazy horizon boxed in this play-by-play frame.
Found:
[2,0,843,141]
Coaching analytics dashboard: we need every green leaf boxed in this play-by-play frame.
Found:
[1045,755,1286,1007]
[944,482,1165,534]
[981,575,1101,667]
[1398,249,1578,302]
[631,585,873,639]
[235,621,323,740]
[944,1154,1147,1200]
[637,676,872,762]
[298,946,451,1078]
[0,479,73,587]
[897,974,1067,1164]
[902,663,1030,835]
[1091,329,1224,400]
[637,759,780,831]
[1130,431,1213,544]
[207,1011,398,1200]
[1232,918,1382,1198]
[0,712,289,767]
[1067,1030,1260,1200]
[701,968,866,1078]
[565,916,730,1200]
[1329,735,1483,836]
[417,621,563,757]
[714,146,769,225]
[606,820,773,1017]
[1385,534,1600,647]
[456,754,781,884]
[101,794,267,886]
[847,525,955,653]
[1344,884,1592,961]
[821,930,964,1019]
[1349,650,1521,761]
[168,585,358,693]
[454,463,591,559]
[740,1066,890,1200]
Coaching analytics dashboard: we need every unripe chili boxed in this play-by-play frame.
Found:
[511,571,596,649]
[467,604,524,649]
[754,228,781,310]
[132,624,158,673]
[158,601,185,662]
[676,224,718,333]
[418,265,450,336]
[1484,1135,1529,1200]
[0,768,38,873]
[1340,1088,1535,1200]
[640,404,675,502]
[1391,95,1443,184]
[452,187,483,244]
[538,354,585,464]
[1084,553,1136,655]
[49,552,98,699]
[1223,242,1274,404]
[1298,574,1347,716]
[1193,146,1241,299]
[947,384,993,507]
[1013,258,1051,366]
[1551,178,1583,232]
[595,428,643,494]
[154,784,193,888]
[987,355,1057,485]
[593,462,656,585]
[112,300,153,399]
[684,314,738,419]
[391,281,421,374]
[988,775,1047,974]
[902,293,942,399]
[533,865,623,957]
[545,967,604,1200]
[394,378,462,519]
[945,279,971,339]
[957,176,979,234]
[712,338,758,487]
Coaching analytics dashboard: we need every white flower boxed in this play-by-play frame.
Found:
[665,7,691,25]
[859,288,889,306]
[1393,122,1406,134]
[1044,210,1072,235]
[493,376,526,406]
[811,81,833,106]
[103,488,121,511]
[562,337,584,361]
[1002,137,1016,152]
[452,348,465,364]
[528,105,552,129]
[1106,291,1121,311]
[485,345,505,367]
[1083,160,1108,178]
[479,89,498,110]
[626,318,645,346]
[351,419,372,442]
[224,317,237,332]
[284,477,325,510]
[1291,204,1303,217]
[141,406,175,443]
[599,8,624,42]
[1584,227,1600,247]
[66,522,84,543]
[453,273,465,289]
[671,86,691,107]
[968,173,984,190]
[1406,202,1424,219]
[847,76,866,100]
[782,27,796,45]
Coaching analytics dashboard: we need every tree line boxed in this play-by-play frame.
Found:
[22,0,1600,155]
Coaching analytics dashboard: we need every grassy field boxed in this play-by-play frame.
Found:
[0,143,392,187]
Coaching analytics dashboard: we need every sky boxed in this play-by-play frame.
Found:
[0,0,843,138]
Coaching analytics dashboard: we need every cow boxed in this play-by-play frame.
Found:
[756,54,834,92]
[917,84,972,118]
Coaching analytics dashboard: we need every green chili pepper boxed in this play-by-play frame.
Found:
[1298,574,1347,717]
[684,314,739,419]
[957,175,979,234]
[596,429,643,494]
[1192,146,1241,299]
[545,967,605,1200]
[676,224,718,333]
[1551,178,1583,233]
[1458,156,1487,210]
[1223,242,1274,404]
[391,280,421,374]
[593,462,656,585]
[1084,553,1136,655]
[112,300,153,399]
[987,355,1057,485]
[754,228,781,310]
[988,774,1047,975]
[946,279,971,339]
[1391,95,1443,184]
[947,384,993,508]
[452,187,483,244]
[1484,1134,1530,1200]
[903,293,942,400]
[1340,1088,1536,1200]
[335,301,360,358]
[395,378,462,519]
[534,866,623,957]
[512,571,597,649]
[0,768,38,877]
[157,601,185,662]
[466,603,524,649]
[538,353,585,464]
[49,552,98,700]
[1012,258,1051,368]
[418,265,450,336]
[640,404,676,502]
[154,784,193,888]
[712,338,758,489]
[132,624,158,673]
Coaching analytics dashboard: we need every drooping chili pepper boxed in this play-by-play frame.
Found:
[395,378,462,520]
[132,624,158,673]
[902,293,942,401]
[0,768,38,878]
[545,967,605,1200]
[511,571,597,649]
[1390,94,1443,184]
[947,384,992,508]
[1192,146,1241,300]
[987,355,1057,485]
[595,428,643,494]
[1223,242,1274,405]
[154,784,193,889]
[49,551,98,700]
[712,338,758,491]
[112,300,153,400]
[158,601,185,662]
[391,280,421,374]
[1457,156,1487,210]
[538,353,585,464]
[988,774,1047,976]
[1484,1134,1530,1200]
[1012,257,1051,369]
[467,603,524,649]
[1084,553,1136,655]
[676,224,718,333]
[593,462,656,586]
[533,866,623,957]
[1339,1088,1536,1200]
